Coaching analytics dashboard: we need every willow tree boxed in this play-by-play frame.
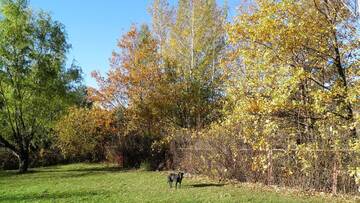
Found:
[0,0,81,172]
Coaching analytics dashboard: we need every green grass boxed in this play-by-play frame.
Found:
[0,163,355,203]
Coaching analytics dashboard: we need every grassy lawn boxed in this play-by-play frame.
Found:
[0,163,356,203]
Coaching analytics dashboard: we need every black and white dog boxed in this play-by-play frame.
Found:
[168,172,184,189]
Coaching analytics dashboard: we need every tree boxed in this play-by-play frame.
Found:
[227,0,359,144]
[89,25,166,167]
[214,0,360,191]
[0,0,82,172]
[89,25,163,132]
[154,0,229,128]
[149,0,173,59]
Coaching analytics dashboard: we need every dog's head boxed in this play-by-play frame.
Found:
[178,172,184,178]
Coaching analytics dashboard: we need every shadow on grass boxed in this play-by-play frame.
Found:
[63,166,123,173]
[190,183,226,188]
[0,170,39,178]
[0,166,124,179]
[0,171,18,178]
[0,190,107,202]
[54,167,127,179]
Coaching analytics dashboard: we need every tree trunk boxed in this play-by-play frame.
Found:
[333,34,357,138]
[267,149,274,185]
[332,158,338,195]
[18,151,29,173]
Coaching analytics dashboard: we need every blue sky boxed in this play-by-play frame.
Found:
[29,0,241,87]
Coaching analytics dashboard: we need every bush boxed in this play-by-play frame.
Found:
[0,149,18,170]
[139,161,152,171]
[55,107,118,162]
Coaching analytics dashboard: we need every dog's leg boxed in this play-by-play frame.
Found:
[175,182,178,189]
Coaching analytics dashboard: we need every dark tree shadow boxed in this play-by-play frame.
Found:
[0,190,107,202]
[0,166,125,179]
[63,166,124,173]
[190,183,226,188]
[0,170,39,178]
[0,171,18,178]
